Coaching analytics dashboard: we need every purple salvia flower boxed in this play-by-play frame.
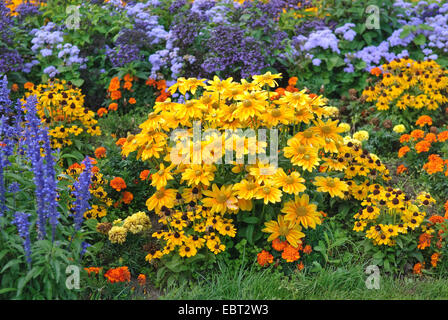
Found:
[12,212,32,264]
[72,157,93,232]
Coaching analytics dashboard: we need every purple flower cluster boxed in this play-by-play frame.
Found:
[72,157,93,232]
[202,24,267,79]
[12,212,32,264]
[0,2,23,74]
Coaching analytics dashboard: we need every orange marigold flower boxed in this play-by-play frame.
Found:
[110,177,127,191]
[257,250,274,267]
[104,266,131,283]
[110,90,122,100]
[398,146,410,158]
[444,200,448,218]
[417,233,432,250]
[288,77,298,86]
[84,267,102,275]
[122,191,133,204]
[140,169,151,181]
[415,140,431,153]
[438,131,448,142]
[128,97,136,104]
[11,83,19,92]
[97,107,108,117]
[413,262,423,275]
[92,166,100,174]
[146,78,157,86]
[123,81,132,90]
[94,147,106,159]
[24,82,34,90]
[400,134,411,143]
[410,129,425,140]
[429,215,445,224]
[297,262,305,271]
[423,154,445,174]
[415,115,433,127]
[424,133,437,143]
[281,245,300,262]
[370,67,382,77]
[137,274,146,286]
[116,137,127,147]
[396,164,407,175]
[108,77,120,92]
[108,103,118,111]
[272,238,287,251]
[123,74,134,82]
[431,253,440,268]
[303,245,312,254]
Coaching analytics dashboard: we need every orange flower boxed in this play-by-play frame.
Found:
[84,267,102,275]
[104,266,131,283]
[288,77,298,86]
[124,74,134,82]
[24,82,34,90]
[370,67,382,76]
[438,131,448,142]
[11,83,19,92]
[122,191,133,204]
[108,103,118,111]
[128,97,136,104]
[110,177,127,191]
[415,140,431,153]
[303,245,312,254]
[423,154,445,174]
[445,200,448,218]
[413,262,423,275]
[137,274,146,286]
[272,238,287,251]
[431,253,440,268]
[110,90,122,100]
[257,250,274,267]
[398,146,410,158]
[297,262,304,271]
[410,129,425,140]
[140,169,151,181]
[146,78,157,86]
[415,115,433,127]
[116,137,127,147]
[123,81,132,90]
[400,134,411,143]
[108,77,120,92]
[424,133,437,143]
[429,215,445,224]
[281,245,300,262]
[396,164,407,175]
[97,107,108,117]
[417,233,432,250]
[94,147,107,159]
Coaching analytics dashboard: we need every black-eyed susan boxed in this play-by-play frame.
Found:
[262,215,305,248]
[313,176,348,198]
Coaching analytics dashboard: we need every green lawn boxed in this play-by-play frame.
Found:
[158,261,448,300]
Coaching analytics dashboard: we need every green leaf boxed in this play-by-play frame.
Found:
[413,34,426,46]
[241,216,258,224]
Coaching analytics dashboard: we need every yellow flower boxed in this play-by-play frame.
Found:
[108,226,127,244]
[393,124,406,133]
[146,188,177,213]
[313,176,348,198]
[353,130,369,141]
[262,215,305,248]
[281,194,321,229]
[202,184,238,214]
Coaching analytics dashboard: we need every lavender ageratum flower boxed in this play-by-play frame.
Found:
[335,23,357,41]
[312,58,322,66]
[43,65,59,78]
[72,157,92,232]
[302,29,340,53]
[12,212,32,264]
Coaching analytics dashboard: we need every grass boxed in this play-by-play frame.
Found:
[159,260,448,300]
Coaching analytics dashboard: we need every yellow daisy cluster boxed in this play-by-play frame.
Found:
[362,58,448,111]
[121,72,377,258]
[24,79,101,149]
[353,186,434,246]
[108,211,152,244]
